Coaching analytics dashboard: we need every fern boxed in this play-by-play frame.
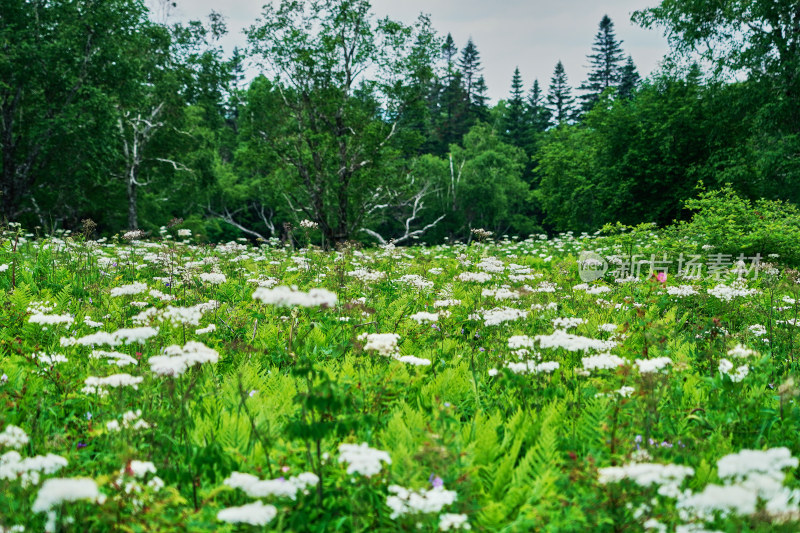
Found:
[573,397,609,458]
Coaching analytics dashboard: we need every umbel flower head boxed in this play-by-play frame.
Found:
[252,286,337,307]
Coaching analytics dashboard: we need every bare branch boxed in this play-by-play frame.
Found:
[208,206,268,241]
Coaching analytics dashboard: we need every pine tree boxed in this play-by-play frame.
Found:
[503,67,527,147]
[579,15,625,111]
[547,61,576,124]
[526,79,551,133]
[617,56,641,99]
[458,38,482,104]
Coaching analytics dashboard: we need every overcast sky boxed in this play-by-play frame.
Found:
[165,0,671,103]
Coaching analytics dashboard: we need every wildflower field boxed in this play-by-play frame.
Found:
[3,226,800,532]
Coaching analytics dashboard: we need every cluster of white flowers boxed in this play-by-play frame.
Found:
[494,360,560,375]
[397,274,434,291]
[597,323,618,333]
[718,359,749,382]
[434,299,461,308]
[148,289,174,302]
[122,460,157,479]
[598,462,695,499]
[299,219,318,229]
[196,324,216,335]
[252,286,338,308]
[439,513,471,531]
[533,281,558,293]
[83,374,143,395]
[727,343,756,358]
[28,313,74,326]
[707,283,759,301]
[552,317,586,330]
[386,485,458,519]
[32,477,105,529]
[677,448,800,522]
[62,326,159,347]
[0,451,68,487]
[84,316,103,327]
[476,257,504,273]
[481,287,520,300]
[110,282,148,297]
[535,330,616,352]
[409,311,439,324]
[582,353,627,373]
[106,410,150,432]
[90,350,137,367]
[666,285,698,297]
[199,272,226,285]
[348,268,386,283]
[36,353,68,366]
[635,357,673,374]
[338,443,392,477]
[482,307,528,327]
[148,341,219,377]
[140,305,204,327]
[224,471,319,499]
[359,333,401,356]
[396,355,432,366]
[508,335,536,350]
[0,425,29,449]
[217,501,278,526]
[177,229,192,237]
[248,276,279,288]
[456,272,492,283]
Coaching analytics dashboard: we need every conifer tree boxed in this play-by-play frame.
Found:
[617,56,641,99]
[579,15,625,111]
[547,61,576,124]
[442,33,458,84]
[458,38,482,104]
[527,79,551,133]
[503,67,527,147]
[471,75,489,121]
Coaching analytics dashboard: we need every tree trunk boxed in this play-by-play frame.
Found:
[127,177,138,230]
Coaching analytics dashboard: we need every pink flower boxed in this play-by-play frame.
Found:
[656,272,667,283]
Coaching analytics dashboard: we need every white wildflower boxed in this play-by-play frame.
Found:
[482,307,528,327]
[110,282,148,297]
[409,312,438,324]
[32,478,103,513]
[148,341,219,377]
[217,501,277,526]
[252,286,337,308]
[359,333,400,357]
[199,272,226,285]
[386,485,457,518]
[28,314,74,326]
[582,353,626,372]
[0,425,29,450]
[439,513,471,531]
[338,443,391,477]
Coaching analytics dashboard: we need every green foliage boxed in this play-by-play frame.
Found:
[679,186,800,264]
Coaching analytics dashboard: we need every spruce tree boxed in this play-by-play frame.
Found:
[458,38,482,104]
[547,61,576,124]
[442,33,458,85]
[526,79,551,133]
[579,15,625,111]
[617,56,641,99]
[503,67,527,147]
[471,75,489,121]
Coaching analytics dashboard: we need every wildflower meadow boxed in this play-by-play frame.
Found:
[2,220,800,532]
